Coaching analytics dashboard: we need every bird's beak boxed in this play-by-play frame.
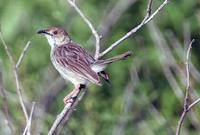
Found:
[37,29,52,36]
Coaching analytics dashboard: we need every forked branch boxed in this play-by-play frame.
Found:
[23,102,36,135]
[0,32,29,123]
[67,0,100,60]
[67,0,170,59]
[16,41,31,69]
[99,0,170,58]
[175,39,200,135]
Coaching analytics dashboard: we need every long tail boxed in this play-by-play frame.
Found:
[94,51,132,83]
[95,51,133,65]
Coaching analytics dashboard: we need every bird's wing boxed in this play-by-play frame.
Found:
[53,42,101,85]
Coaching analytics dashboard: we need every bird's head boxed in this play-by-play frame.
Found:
[37,27,70,48]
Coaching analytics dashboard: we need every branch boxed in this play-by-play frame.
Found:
[56,89,86,134]
[16,41,31,69]
[166,31,200,85]
[23,102,36,135]
[184,39,194,108]
[0,32,29,122]
[175,39,195,135]
[48,87,86,135]
[67,0,100,59]
[188,98,200,110]
[99,0,170,58]
[149,23,200,130]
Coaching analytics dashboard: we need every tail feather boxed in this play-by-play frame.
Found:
[93,51,132,84]
[98,71,110,83]
[95,51,132,65]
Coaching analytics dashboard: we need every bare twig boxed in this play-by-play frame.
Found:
[99,0,170,58]
[149,22,200,130]
[16,41,31,69]
[166,31,200,85]
[56,89,86,135]
[188,98,200,110]
[184,39,194,108]
[175,39,194,135]
[67,0,170,59]
[48,87,85,135]
[23,102,36,135]
[146,0,153,16]
[0,32,29,123]
[27,102,36,135]
[67,0,100,59]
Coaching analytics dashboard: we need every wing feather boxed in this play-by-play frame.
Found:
[53,42,101,85]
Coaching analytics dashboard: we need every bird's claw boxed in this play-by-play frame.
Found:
[63,94,78,105]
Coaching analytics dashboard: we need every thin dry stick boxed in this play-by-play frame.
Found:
[167,31,200,85]
[99,0,170,58]
[27,102,36,135]
[184,39,194,108]
[149,22,200,130]
[0,32,29,122]
[48,87,85,135]
[67,0,100,59]
[56,89,86,135]
[188,98,200,110]
[16,41,31,69]
[175,39,194,135]
[23,102,36,135]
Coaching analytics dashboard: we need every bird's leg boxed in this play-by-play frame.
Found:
[63,90,76,104]
[63,84,86,104]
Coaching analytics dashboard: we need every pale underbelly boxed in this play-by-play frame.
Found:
[52,62,88,86]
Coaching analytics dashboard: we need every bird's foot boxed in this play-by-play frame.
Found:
[63,94,78,105]
[63,90,76,105]
[63,84,86,105]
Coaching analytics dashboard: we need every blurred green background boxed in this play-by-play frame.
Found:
[0,0,200,135]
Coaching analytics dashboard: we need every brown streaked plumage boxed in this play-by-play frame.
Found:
[52,42,101,85]
[37,27,132,103]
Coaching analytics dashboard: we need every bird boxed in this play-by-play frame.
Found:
[37,27,132,104]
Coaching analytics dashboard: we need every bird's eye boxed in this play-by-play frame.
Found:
[53,31,58,35]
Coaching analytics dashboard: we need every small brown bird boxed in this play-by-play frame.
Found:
[37,27,131,104]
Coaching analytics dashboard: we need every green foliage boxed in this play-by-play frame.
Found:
[0,0,200,135]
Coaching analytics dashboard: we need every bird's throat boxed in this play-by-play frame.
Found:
[46,35,56,48]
